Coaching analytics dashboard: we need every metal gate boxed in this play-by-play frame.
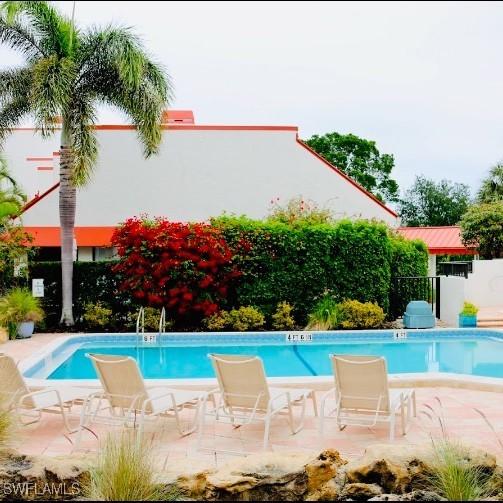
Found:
[390,276,441,320]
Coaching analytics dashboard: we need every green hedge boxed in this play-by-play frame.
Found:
[26,221,428,331]
[213,216,397,323]
[28,261,137,331]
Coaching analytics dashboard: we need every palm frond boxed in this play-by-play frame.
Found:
[0,95,31,145]
[0,67,32,105]
[64,95,98,186]
[0,12,44,60]
[1,0,76,57]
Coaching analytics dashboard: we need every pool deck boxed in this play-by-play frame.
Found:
[2,333,503,468]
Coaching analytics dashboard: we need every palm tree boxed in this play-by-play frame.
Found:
[477,164,503,203]
[0,154,25,222]
[0,1,170,325]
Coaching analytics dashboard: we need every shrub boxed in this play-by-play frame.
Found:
[306,295,339,330]
[460,302,478,316]
[204,310,231,331]
[204,306,265,331]
[82,302,113,329]
[112,217,240,322]
[212,216,393,323]
[85,432,170,501]
[0,288,44,339]
[337,299,385,329]
[428,440,489,501]
[271,301,296,330]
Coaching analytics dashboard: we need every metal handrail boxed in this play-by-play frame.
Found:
[159,307,166,336]
[136,307,145,346]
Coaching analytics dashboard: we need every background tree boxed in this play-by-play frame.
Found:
[0,1,170,325]
[477,164,503,203]
[0,154,25,221]
[304,132,399,203]
[398,175,471,227]
[460,202,503,259]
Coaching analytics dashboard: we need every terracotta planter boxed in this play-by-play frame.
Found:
[0,327,7,344]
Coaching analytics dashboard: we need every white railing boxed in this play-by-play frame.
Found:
[136,306,145,346]
[159,307,166,336]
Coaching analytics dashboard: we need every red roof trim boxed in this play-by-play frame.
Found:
[36,166,53,171]
[26,157,52,161]
[428,248,476,255]
[23,226,116,247]
[13,125,298,132]
[20,182,60,215]
[295,138,398,218]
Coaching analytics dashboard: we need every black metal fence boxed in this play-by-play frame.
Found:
[390,276,441,320]
[438,261,473,279]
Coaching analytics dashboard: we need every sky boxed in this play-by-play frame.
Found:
[1,0,503,196]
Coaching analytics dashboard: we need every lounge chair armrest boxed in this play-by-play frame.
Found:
[320,387,337,404]
[19,388,63,407]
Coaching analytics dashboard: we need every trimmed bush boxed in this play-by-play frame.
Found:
[204,306,265,331]
[337,299,385,329]
[212,215,393,324]
[83,302,113,330]
[271,301,296,330]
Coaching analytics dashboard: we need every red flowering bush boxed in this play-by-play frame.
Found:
[112,217,240,320]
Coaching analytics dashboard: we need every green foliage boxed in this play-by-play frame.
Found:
[85,432,170,501]
[271,301,296,330]
[398,175,471,226]
[388,234,429,319]
[0,404,14,454]
[337,299,385,329]
[82,301,113,329]
[304,132,399,202]
[212,215,393,324]
[205,306,265,331]
[0,154,25,220]
[477,164,503,203]
[460,302,478,316]
[0,287,44,338]
[429,441,489,501]
[460,202,503,259]
[306,295,339,330]
[28,260,134,331]
[267,196,333,227]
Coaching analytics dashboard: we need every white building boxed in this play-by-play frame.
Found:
[4,111,398,260]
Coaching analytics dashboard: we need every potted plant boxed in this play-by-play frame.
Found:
[0,288,44,339]
[459,301,478,328]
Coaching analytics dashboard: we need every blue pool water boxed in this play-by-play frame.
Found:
[28,330,503,380]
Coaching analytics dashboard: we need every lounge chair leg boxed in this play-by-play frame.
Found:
[400,394,406,436]
[263,415,272,450]
[311,391,318,417]
[412,391,417,417]
[389,413,395,441]
[196,395,208,451]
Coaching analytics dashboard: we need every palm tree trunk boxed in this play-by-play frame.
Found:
[59,123,76,326]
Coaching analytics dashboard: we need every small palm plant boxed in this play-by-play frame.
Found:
[0,1,171,326]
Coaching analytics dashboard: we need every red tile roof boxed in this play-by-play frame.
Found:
[397,226,475,255]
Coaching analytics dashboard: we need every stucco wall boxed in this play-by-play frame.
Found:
[4,128,397,227]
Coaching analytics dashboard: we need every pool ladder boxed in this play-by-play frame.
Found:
[136,307,165,346]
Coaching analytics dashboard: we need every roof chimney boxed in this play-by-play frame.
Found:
[161,110,195,124]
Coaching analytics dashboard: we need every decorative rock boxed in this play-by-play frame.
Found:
[341,482,383,500]
[345,443,497,494]
[0,451,92,501]
[368,490,446,501]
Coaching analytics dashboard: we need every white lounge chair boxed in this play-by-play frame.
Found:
[0,353,93,433]
[77,354,207,443]
[319,354,416,441]
[200,353,317,451]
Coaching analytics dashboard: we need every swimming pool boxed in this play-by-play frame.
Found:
[23,329,503,381]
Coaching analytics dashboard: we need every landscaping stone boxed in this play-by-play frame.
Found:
[341,482,383,500]
[0,450,92,501]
